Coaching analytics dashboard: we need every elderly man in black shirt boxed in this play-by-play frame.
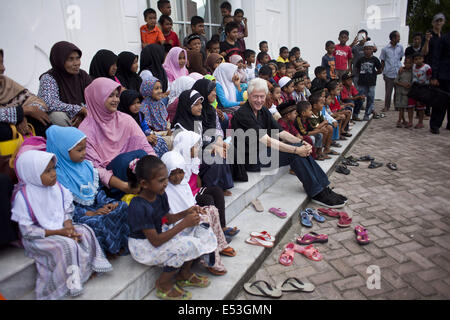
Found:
[231,78,347,208]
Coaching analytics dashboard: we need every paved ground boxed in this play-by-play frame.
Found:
[237,102,450,300]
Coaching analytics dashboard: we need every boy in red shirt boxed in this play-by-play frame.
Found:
[140,8,166,49]
[341,73,365,121]
[333,30,353,80]
[326,80,352,138]
[158,15,180,49]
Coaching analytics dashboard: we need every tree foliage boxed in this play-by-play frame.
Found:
[407,0,450,41]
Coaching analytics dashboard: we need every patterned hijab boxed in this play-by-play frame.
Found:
[41,41,92,105]
[140,76,168,131]
[46,125,98,206]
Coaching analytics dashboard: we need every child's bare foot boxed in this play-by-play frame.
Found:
[223,190,232,196]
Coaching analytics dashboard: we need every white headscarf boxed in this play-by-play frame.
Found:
[168,76,196,105]
[11,150,69,230]
[213,62,238,103]
[173,130,202,184]
[161,151,196,214]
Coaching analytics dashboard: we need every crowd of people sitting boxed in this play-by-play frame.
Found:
[0,1,449,300]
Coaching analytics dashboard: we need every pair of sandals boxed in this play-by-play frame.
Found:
[156,273,210,300]
[279,243,323,266]
[368,160,383,169]
[300,208,325,228]
[317,207,352,228]
[342,157,359,167]
[243,278,315,298]
[246,231,275,248]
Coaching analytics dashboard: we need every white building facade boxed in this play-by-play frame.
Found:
[0,0,409,99]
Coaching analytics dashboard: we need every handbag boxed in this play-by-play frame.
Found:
[0,124,24,157]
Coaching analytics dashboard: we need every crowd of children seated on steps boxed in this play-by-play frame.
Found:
[1,0,444,301]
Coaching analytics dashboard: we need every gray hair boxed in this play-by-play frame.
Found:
[248,78,269,95]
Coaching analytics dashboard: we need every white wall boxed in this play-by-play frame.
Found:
[0,0,148,94]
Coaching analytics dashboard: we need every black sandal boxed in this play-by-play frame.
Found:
[386,162,397,171]
[368,160,383,169]
[336,164,351,175]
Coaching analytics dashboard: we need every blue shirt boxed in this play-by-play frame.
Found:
[215,82,245,109]
[379,43,404,78]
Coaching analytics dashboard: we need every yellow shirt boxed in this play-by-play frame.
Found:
[276,56,289,63]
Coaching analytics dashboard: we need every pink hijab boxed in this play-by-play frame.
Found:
[163,47,189,83]
[79,77,155,187]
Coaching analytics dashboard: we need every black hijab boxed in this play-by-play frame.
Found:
[118,89,142,125]
[89,49,118,80]
[173,90,204,132]
[40,41,92,105]
[139,44,168,92]
[192,79,217,133]
[116,51,142,91]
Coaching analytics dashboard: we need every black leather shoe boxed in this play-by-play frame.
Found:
[430,128,440,134]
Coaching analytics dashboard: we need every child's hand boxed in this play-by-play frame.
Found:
[60,226,82,241]
[104,202,119,212]
[216,109,225,121]
[232,73,241,87]
[183,212,201,228]
[148,134,158,146]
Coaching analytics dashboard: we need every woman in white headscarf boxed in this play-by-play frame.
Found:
[11,150,112,300]
[213,62,246,115]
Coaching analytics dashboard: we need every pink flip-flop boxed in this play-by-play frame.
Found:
[317,207,341,218]
[337,213,352,228]
[296,232,328,245]
[293,244,323,261]
[279,243,295,266]
[355,226,370,245]
[269,208,287,219]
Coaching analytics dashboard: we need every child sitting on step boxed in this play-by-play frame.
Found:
[127,155,218,300]
[11,150,112,300]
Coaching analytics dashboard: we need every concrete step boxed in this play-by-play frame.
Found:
[0,119,370,300]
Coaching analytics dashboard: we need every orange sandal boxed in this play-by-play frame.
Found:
[220,246,237,257]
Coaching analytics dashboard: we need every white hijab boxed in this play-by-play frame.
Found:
[173,130,202,184]
[168,76,196,105]
[12,150,68,230]
[213,62,238,103]
[161,151,196,214]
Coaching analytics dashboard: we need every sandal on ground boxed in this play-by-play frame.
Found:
[277,277,315,293]
[396,121,403,128]
[220,246,237,257]
[317,207,341,218]
[358,155,374,161]
[387,162,398,171]
[279,243,296,266]
[207,267,227,276]
[156,284,192,300]
[305,208,326,223]
[336,164,351,175]
[243,280,282,298]
[293,244,323,261]
[368,160,383,169]
[326,149,340,155]
[337,213,352,228]
[251,199,264,212]
[250,231,275,242]
[245,237,274,248]
[299,210,312,227]
[269,207,287,219]
[355,225,370,245]
[176,273,210,288]
[341,132,352,137]
[415,123,424,129]
[297,232,328,245]
[331,142,342,148]
[223,227,240,237]
[404,123,413,129]
[342,158,359,167]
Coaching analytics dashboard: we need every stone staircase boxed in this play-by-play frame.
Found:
[0,119,370,300]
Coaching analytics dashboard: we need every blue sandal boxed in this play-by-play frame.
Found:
[223,227,240,237]
[305,208,326,223]
[300,211,312,228]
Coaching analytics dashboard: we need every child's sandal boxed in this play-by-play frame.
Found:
[156,284,192,300]
[176,273,210,288]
